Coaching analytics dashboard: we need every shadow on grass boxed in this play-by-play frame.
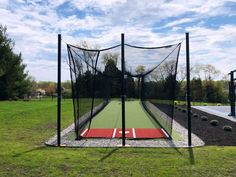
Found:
[188,147,195,164]
[12,146,46,157]
[99,148,119,162]
[166,140,183,155]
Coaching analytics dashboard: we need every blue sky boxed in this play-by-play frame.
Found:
[0,0,236,81]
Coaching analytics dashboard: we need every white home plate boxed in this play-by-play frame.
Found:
[118,131,130,134]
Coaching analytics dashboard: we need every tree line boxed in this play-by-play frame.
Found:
[73,51,230,104]
[34,64,229,104]
[176,64,229,103]
[0,25,231,103]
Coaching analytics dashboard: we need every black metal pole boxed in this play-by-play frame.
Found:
[230,71,235,117]
[186,32,192,147]
[121,33,126,146]
[57,34,61,146]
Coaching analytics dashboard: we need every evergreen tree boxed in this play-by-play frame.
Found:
[0,25,32,100]
[191,77,203,101]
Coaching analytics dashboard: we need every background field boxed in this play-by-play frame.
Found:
[0,99,236,177]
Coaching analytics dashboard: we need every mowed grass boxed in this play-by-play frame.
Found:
[0,99,236,177]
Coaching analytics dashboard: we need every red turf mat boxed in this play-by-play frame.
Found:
[134,128,167,138]
[81,128,114,138]
[81,128,167,139]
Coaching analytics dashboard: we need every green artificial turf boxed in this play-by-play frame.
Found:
[1,99,236,177]
[90,100,160,128]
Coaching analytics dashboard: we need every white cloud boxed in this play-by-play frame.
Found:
[181,25,236,75]
[0,0,236,81]
[163,18,195,28]
[57,15,104,33]
[25,58,70,81]
[70,0,126,12]
[49,0,67,8]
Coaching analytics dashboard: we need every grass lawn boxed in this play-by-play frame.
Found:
[0,99,236,177]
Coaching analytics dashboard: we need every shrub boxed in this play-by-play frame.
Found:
[217,103,222,106]
[203,103,208,106]
[174,101,178,105]
[210,120,219,126]
[223,125,232,131]
[193,113,198,118]
[201,116,208,121]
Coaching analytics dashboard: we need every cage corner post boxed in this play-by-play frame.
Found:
[229,70,236,117]
[186,32,192,147]
[57,34,61,147]
[121,33,126,146]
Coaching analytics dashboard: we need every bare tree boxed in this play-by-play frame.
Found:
[150,60,177,82]
[191,63,220,81]
[76,41,100,71]
[176,63,194,84]
[203,64,220,81]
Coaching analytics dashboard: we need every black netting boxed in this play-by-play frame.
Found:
[67,44,121,139]
[67,40,181,140]
[124,43,180,77]
[140,43,181,136]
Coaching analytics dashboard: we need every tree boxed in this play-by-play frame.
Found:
[37,81,56,95]
[102,53,122,97]
[192,64,223,102]
[135,65,145,74]
[191,77,203,101]
[45,82,56,96]
[150,60,177,82]
[62,80,71,89]
[203,64,220,81]
[0,25,32,100]
[102,53,118,67]
[135,65,146,98]
[192,64,220,81]
[29,76,37,92]
[76,41,100,70]
[175,63,228,102]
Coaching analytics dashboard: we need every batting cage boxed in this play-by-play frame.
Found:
[61,33,185,146]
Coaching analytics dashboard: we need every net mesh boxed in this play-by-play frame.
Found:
[67,41,181,139]
[67,44,121,138]
[138,43,181,136]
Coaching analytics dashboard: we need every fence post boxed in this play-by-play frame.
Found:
[121,33,126,146]
[186,32,192,147]
[57,34,61,146]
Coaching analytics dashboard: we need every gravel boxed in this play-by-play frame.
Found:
[45,116,204,148]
